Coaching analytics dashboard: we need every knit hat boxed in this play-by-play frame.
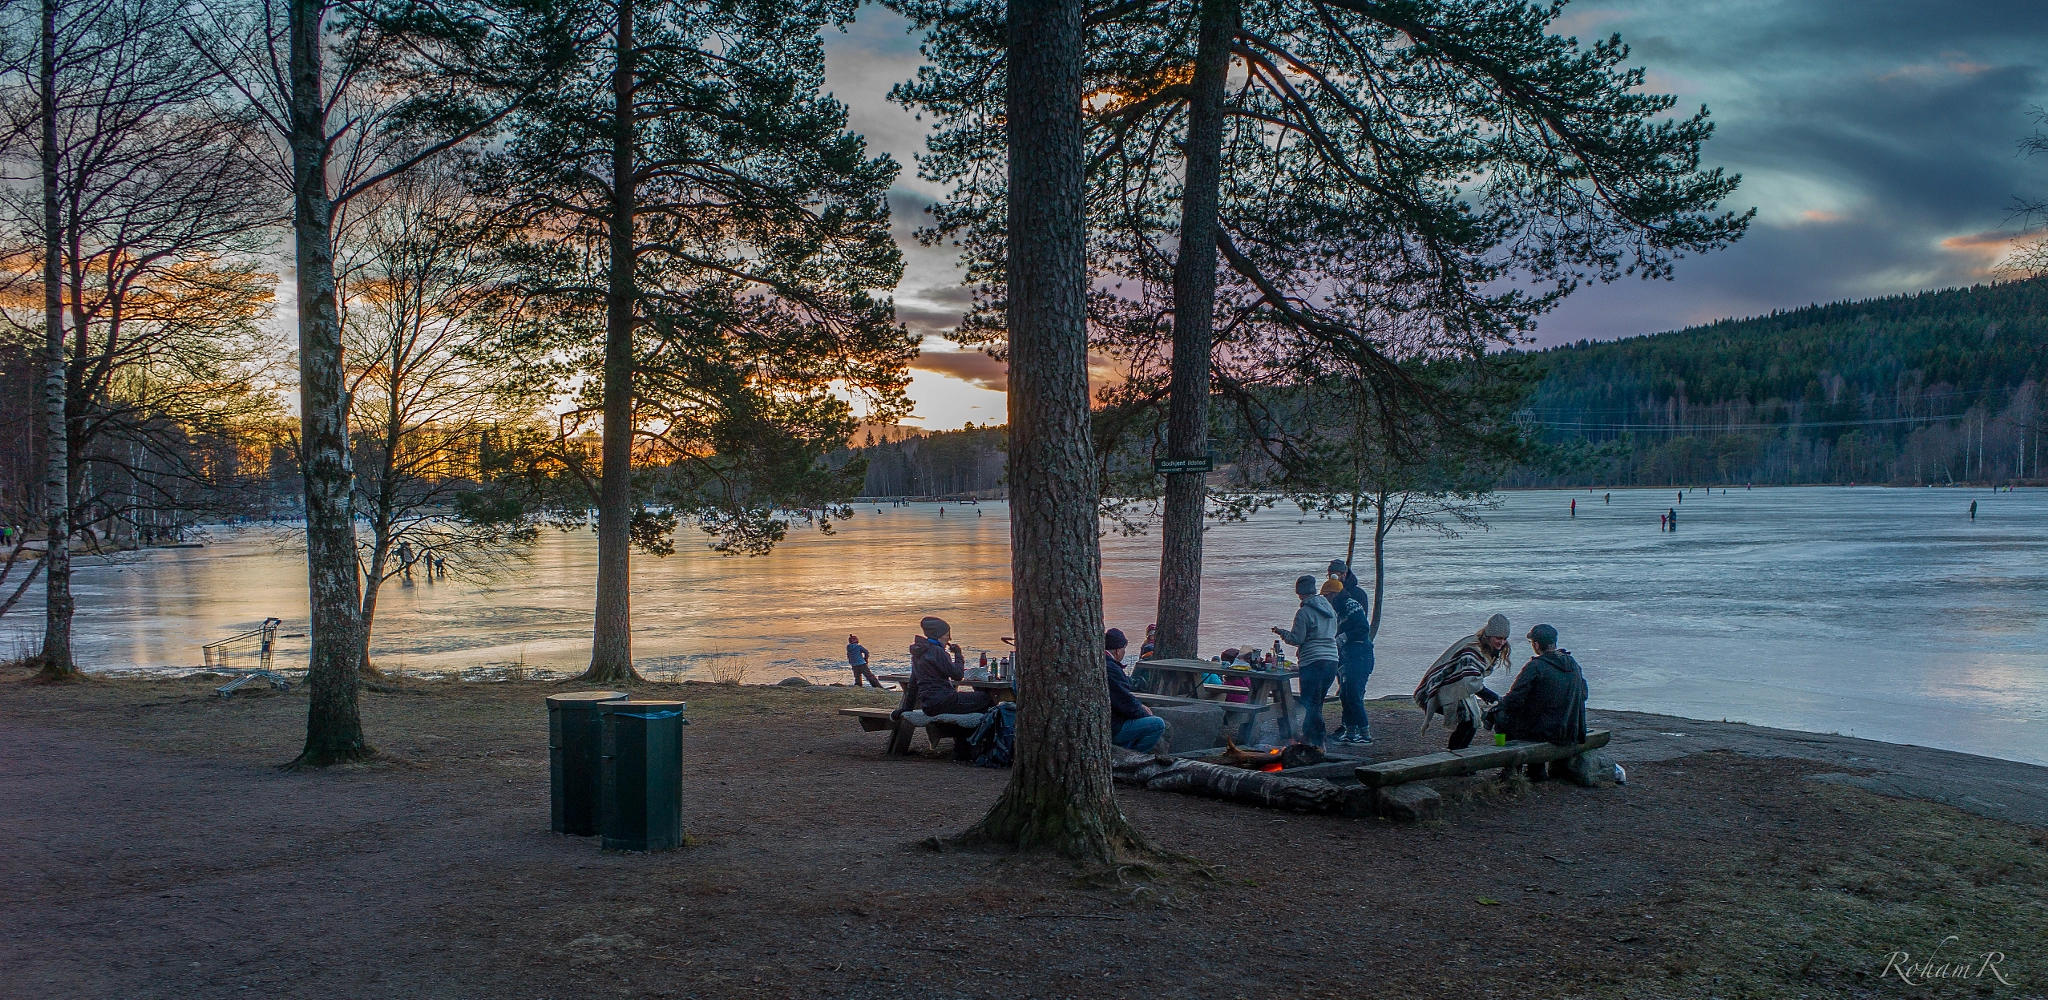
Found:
[919,616,951,640]
[848,634,858,643]
[1481,614,1511,639]
[1320,578,1344,595]
[1105,628,1128,651]
[1328,559,1348,576]
[1295,574,1318,597]
[1527,623,1558,646]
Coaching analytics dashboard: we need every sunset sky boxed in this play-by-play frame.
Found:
[821,0,2048,429]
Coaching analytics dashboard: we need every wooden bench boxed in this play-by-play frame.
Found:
[839,707,980,760]
[1136,692,1274,742]
[1353,730,1613,787]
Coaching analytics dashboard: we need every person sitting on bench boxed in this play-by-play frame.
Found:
[909,616,993,717]
[1105,629,1165,752]
[1488,624,1589,781]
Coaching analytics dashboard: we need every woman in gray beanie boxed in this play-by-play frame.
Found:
[908,616,992,717]
[1272,574,1340,746]
[1414,613,1513,749]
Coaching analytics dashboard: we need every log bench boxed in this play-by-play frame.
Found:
[839,707,980,760]
[1353,730,1613,787]
[1135,693,1273,742]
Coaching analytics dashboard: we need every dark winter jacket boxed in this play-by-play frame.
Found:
[1495,649,1589,746]
[1105,653,1148,725]
[909,635,965,712]
[1333,572,1374,660]
[846,643,869,667]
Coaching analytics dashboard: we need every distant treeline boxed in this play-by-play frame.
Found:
[1508,280,2047,487]
[845,280,2048,493]
[836,425,1007,497]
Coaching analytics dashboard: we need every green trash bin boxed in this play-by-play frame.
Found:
[547,691,629,835]
[599,700,687,851]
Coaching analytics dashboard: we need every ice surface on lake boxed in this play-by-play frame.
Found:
[17,486,2045,765]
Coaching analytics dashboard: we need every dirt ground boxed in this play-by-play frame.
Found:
[5,669,2044,1000]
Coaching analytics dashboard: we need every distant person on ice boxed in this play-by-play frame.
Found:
[1272,574,1340,748]
[845,634,882,689]
[907,617,992,717]
[1415,614,1512,749]
[1486,624,1590,781]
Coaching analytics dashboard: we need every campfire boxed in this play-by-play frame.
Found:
[1201,736,1325,773]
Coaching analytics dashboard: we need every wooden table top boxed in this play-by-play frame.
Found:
[1137,657,1299,680]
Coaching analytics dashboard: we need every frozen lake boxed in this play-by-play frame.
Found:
[14,486,2046,766]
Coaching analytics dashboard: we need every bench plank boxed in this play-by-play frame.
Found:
[838,707,896,732]
[1354,730,1612,787]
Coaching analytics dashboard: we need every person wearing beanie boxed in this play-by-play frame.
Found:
[1490,625,1589,776]
[1104,629,1164,751]
[1327,566,1376,745]
[1414,613,1514,749]
[1272,573,1340,747]
[846,634,881,689]
[907,616,993,717]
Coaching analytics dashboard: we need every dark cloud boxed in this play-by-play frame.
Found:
[829,0,2048,361]
[911,347,1008,391]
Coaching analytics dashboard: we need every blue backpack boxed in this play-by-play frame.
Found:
[971,702,1017,768]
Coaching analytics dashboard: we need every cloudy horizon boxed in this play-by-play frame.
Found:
[822,0,2048,429]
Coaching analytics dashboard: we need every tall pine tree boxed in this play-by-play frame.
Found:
[477,0,912,683]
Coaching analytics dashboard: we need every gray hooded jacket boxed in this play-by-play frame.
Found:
[1277,595,1339,665]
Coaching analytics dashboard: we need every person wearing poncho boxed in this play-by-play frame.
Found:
[1414,613,1513,749]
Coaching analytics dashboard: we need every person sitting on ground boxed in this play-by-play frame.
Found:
[1489,624,1589,780]
[1105,629,1165,752]
[908,617,993,717]
[1415,614,1514,749]
[845,634,882,689]
[1272,574,1340,748]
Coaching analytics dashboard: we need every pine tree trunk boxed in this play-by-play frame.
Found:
[1370,490,1387,639]
[583,0,639,684]
[288,0,369,766]
[1151,0,1235,661]
[36,0,74,680]
[962,0,1140,862]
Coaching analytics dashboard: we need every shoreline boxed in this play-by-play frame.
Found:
[29,670,2048,828]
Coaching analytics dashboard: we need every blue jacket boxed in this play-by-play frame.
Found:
[1335,572,1374,659]
[846,643,869,667]
[1105,653,1148,724]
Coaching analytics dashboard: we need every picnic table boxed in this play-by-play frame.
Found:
[872,671,1015,702]
[1132,657,1299,744]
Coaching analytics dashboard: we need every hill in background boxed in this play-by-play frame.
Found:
[1509,280,2047,487]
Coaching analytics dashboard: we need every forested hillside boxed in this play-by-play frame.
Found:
[1508,280,2047,486]
[844,280,2048,493]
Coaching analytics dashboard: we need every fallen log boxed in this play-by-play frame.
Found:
[1111,748,1372,817]
[1353,731,1612,787]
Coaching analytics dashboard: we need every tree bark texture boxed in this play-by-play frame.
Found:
[288,0,369,765]
[1151,0,1235,660]
[1370,490,1387,639]
[583,0,640,684]
[37,0,74,679]
[962,0,1139,861]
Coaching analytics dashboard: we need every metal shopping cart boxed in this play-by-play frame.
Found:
[202,617,290,699]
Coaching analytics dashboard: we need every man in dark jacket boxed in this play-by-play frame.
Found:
[1105,629,1164,751]
[1325,561,1376,745]
[1493,624,1589,776]
[908,617,993,716]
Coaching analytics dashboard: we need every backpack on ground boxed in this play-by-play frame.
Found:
[971,702,1016,768]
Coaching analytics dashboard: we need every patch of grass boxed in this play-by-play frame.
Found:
[1653,781,2048,998]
